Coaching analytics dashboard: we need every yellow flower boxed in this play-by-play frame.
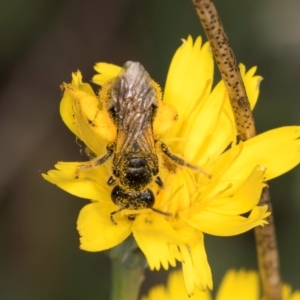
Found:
[42,36,300,295]
[141,269,300,300]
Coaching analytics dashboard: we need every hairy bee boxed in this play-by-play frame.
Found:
[76,61,206,223]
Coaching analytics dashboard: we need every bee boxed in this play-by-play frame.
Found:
[76,61,207,224]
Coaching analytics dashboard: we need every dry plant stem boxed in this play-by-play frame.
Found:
[191,0,282,299]
[255,188,282,299]
[192,0,255,141]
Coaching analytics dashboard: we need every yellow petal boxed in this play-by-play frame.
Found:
[199,65,262,162]
[132,213,181,270]
[282,284,300,300]
[186,206,270,236]
[180,244,195,296]
[92,62,122,86]
[77,202,131,251]
[205,166,266,215]
[156,167,195,214]
[42,161,110,201]
[178,231,212,295]
[168,271,191,300]
[200,143,243,201]
[181,233,212,294]
[168,270,211,300]
[180,238,213,296]
[141,285,168,300]
[142,270,212,300]
[60,71,96,137]
[63,82,116,155]
[190,236,213,291]
[163,36,213,138]
[153,102,178,137]
[180,81,225,163]
[222,126,300,182]
[216,269,259,300]
[239,64,262,110]
[71,82,117,143]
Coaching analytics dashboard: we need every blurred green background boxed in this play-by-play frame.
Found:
[0,0,299,298]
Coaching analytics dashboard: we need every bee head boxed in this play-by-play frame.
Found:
[111,185,155,210]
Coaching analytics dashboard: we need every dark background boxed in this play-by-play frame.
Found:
[0,0,299,299]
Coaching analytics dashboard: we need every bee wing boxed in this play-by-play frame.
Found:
[112,61,157,155]
[115,103,155,154]
[134,125,156,154]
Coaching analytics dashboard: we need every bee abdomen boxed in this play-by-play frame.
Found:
[122,158,152,189]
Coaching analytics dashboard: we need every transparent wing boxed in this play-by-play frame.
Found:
[111,61,158,155]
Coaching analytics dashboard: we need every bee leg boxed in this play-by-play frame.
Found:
[107,176,116,186]
[75,143,114,179]
[110,208,123,225]
[110,206,132,225]
[159,142,211,178]
[155,176,164,188]
[84,147,97,159]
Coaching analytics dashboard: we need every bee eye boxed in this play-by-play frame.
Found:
[111,186,124,204]
[138,189,155,207]
[111,186,155,209]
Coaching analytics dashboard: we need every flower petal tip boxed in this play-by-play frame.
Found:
[257,164,267,172]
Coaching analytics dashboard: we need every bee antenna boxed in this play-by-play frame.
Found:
[151,207,172,218]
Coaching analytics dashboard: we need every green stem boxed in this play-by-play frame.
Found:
[111,260,145,300]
